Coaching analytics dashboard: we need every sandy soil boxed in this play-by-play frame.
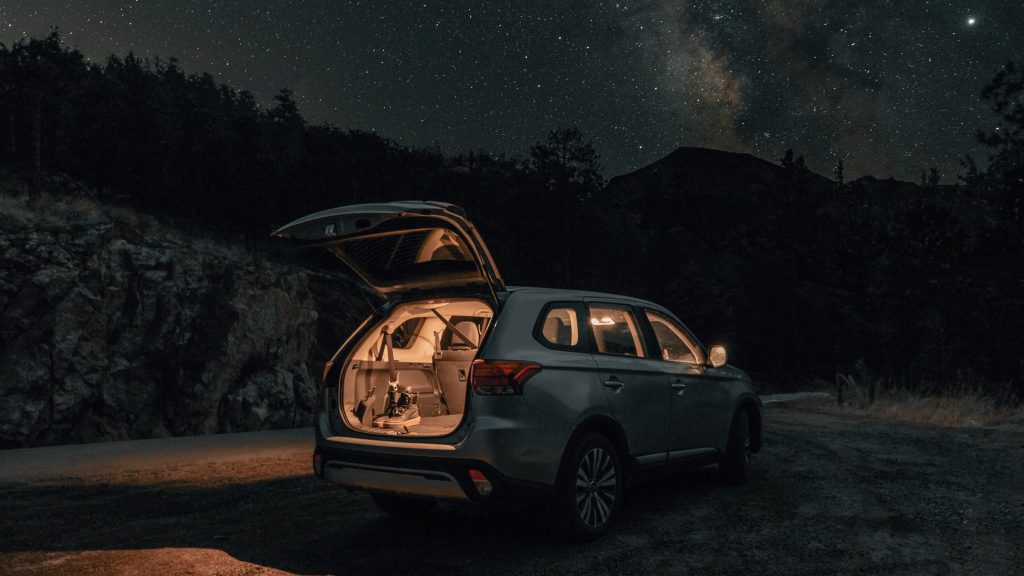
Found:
[1,401,1022,575]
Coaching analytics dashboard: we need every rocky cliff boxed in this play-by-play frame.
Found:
[0,176,365,448]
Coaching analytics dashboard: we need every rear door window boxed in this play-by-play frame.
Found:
[587,304,645,358]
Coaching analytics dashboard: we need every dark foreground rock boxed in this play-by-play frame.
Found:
[0,177,364,447]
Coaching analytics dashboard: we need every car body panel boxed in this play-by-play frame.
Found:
[316,391,575,487]
[682,368,739,453]
[700,365,761,452]
[590,355,670,461]
[582,298,671,462]
[655,361,708,453]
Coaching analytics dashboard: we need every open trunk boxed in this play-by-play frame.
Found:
[340,298,492,437]
[273,202,507,437]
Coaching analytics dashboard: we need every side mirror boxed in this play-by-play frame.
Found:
[708,345,728,368]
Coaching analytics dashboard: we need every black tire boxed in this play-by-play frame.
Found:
[719,408,753,485]
[554,432,623,542]
[370,492,437,518]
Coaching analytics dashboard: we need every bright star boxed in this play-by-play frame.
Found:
[967,16,977,25]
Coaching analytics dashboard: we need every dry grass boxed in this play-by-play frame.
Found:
[0,180,241,257]
[829,388,1024,428]
[0,187,106,228]
[0,175,290,274]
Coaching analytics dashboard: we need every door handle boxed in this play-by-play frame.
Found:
[603,379,625,392]
[670,382,687,395]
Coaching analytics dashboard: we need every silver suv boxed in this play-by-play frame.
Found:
[274,201,762,540]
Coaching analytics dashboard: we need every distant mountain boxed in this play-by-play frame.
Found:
[601,146,921,225]
[601,147,828,244]
[609,146,833,191]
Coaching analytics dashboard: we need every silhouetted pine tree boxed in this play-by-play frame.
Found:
[527,126,603,285]
[979,61,1024,228]
[2,31,1023,400]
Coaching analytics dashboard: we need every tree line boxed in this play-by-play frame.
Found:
[1,30,1022,400]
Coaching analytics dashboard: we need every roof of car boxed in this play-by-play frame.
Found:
[505,286,665,310]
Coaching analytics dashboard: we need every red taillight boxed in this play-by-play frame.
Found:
[469,359,542,395]
[468,468,494,496]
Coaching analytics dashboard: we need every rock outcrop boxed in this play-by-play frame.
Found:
[0,176,365,447]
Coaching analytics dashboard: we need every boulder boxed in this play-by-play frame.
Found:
[0,182,365,447]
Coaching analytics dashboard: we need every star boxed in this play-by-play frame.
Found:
[3,0,1021,181]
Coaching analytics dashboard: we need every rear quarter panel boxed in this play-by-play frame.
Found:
[479,292,611,481]
[482,292,606,425]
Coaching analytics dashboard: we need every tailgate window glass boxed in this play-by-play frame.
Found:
[332,228,478,286]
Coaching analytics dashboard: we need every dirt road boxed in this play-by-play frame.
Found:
[1,401,1022,575]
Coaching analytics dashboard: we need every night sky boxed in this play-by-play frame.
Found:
[2,1,1021,180]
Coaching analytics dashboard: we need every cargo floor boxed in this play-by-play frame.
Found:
[368,414,463,436]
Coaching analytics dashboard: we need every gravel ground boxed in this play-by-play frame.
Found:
[1,401,1022,576]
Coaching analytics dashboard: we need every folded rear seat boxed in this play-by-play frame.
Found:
[431,321,481,415]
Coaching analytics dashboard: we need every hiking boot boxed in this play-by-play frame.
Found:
[373,388,421,429]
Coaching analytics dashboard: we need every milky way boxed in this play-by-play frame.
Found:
[2,0,1020,180]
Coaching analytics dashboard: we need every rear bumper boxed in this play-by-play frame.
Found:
[323,460,470,500]
[314,444,555,503]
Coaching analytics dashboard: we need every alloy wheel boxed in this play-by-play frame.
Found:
[740,415,752,470]
[575,446,617,528]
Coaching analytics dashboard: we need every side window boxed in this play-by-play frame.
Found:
[391,317,424,349]
[645,310,703,364]
[439,316,484,350]
[537,305,581,349]
[588,304,645,358]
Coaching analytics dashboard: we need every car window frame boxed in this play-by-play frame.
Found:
[584,301,649,359]
[638,307,707,366]
[533,301,590,353]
